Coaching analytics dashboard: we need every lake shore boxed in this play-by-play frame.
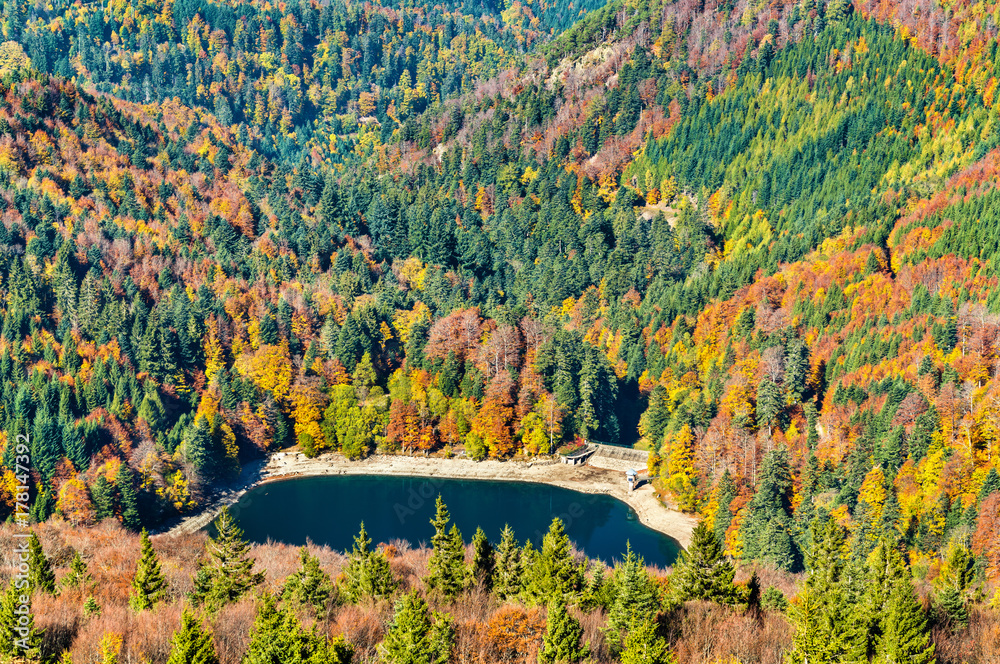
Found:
[165,452,699,549]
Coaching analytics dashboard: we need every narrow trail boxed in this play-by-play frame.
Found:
[163,452,698,549]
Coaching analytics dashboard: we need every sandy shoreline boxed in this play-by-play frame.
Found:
[166,452,698,550]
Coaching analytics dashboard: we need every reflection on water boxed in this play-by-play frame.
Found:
[220,475,680,566]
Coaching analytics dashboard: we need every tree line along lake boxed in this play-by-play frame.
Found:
[220,475,681,566]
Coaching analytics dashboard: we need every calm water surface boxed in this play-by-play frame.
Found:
[224,475,680,566]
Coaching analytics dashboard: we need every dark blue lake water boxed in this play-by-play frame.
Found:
[224,475,680,566]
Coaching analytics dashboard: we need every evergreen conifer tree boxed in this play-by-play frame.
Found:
[619,613,674,664]
[116,463,142,531]
[605,544,660,653]
[786,518,867,664]
[130,529,167,611]
[190,507,264,611]
[712,471,736,546]
[876,583,936,664]
[523,518,582,605]
[671,521,736,604]
[539,594,590,663]
[0,579,43,660]
[756,376,782,435]
[470,527,495,592]
[342,522,398,603]
[379,590,453,664]
[425,497,466,599]
[741,448,800,571]
[83,596,101,617]
[937,583,969,630]
[493,524,522,600]
[428,612,455,664]
[281,547,336,618]
[580,563,614,611]
[243,593,352,664]
[166,608,219,664]
[62,551,91,589]
[979,468,1000,503]
[761,586,789,612]
[859,541,909,654]
[27,532,56,594]
[91,475,115,521]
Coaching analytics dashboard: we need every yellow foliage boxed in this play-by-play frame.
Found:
[195,389,220,423]
[99,633,123,664]
[233,342,293,404]
[400,256,427,290]
[0,42,28,72]
[664,425,698,511]
[560,297,576,317]
[203,326,225,384]
[393,302,431,346]
[379,321,394,350]
[289,380,327,450]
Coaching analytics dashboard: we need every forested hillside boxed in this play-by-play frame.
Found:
[2,0,1000,659]
[7,0,596,163]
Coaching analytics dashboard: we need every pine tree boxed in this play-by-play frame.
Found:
[62,551,92,589]
[91,475,115,521]
[539,594,590,664]
[319,174,339,228]
[493,524,522,600]
[786,518,867,664]
[671,521,736,604]
[876,582,936,664]
[320,317,339,359]
[190,507,264,611]
[712,471,736,547]
[756,376,782,434]
[428,612,455,664]
[605,544,660,652]
[860,541,909,653]
[167,608,219,664]
[805,402,820,449]
[619,613,674,664]
[379,590,453,664]
[761,586,789,612]
[470,527,495,591]
[243,593,353,664]
[342,522,398,603]
[130,529,168,611]
[937,583,969,630]
[425,497,466,599]
[282,547,336,618]
[741,448,800,571]
[523,518,582,605]
[0,578,43,660]
[83,596,101,617]
[116,462,142,531]
[784,340,810,403]
[580,563,615,611]
[979,468,1000,504]
[27,532,56,594]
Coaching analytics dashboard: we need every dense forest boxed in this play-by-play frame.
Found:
[3,500,986,663]
[1,0,1000,658]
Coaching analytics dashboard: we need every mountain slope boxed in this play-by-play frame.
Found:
[2,0,1000,591]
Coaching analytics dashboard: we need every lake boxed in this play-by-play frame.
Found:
[222,475,681,566]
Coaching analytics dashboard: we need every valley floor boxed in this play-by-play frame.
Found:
[167,452,698,548]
